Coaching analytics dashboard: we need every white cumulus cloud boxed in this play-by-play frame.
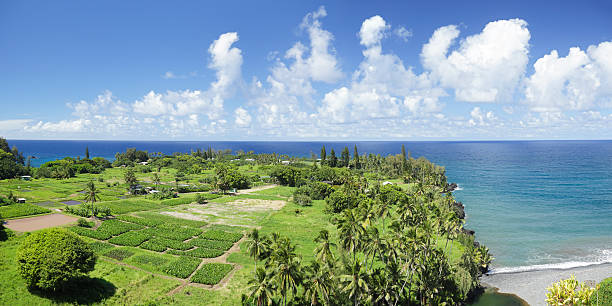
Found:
[422,19,530,103]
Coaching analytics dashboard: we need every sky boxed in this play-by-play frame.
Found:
[1,0,611,140]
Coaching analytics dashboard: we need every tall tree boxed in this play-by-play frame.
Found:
[247,229,267,273]
[152,172,161,187]
[320,146,327,165]
[124,167,137,193]
[341,147,350,168]
[353,145,360,169]
[83,181,100,218]
[248,267,275,306]
[329,149,337,167]
[85,146,90,159]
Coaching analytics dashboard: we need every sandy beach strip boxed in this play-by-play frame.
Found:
[481,263,612,306]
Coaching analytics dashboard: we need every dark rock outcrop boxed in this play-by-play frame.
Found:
[453,201,466,219]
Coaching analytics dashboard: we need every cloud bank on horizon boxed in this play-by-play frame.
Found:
[3,6,612,140]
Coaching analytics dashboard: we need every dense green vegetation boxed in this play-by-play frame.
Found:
[17,228,96,291]
[0,141,504,305]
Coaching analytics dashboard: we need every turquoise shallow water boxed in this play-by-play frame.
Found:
[8,140,612,271]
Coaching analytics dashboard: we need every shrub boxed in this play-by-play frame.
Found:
[293,193,312,206]
[307,181,334,200]
[201,230,242,243]
[108,231,151,246]
[103,248,135,261]
[189,238,233,251]
[77,218,93,228]
[546,274,595,305]
[162,256,201,278]
[325,189,363,213]
[195,194,208,204]
[191,263,233,285]
[16,228,96,291]
[591,277,612,306]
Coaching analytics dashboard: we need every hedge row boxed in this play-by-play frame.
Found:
[189,238,233,251]
[191,263,233,285]
[162,256,201,278]
[116,215,163,227]
[200,230,242,243]
[108,231,152,247]
[103,248,135,261]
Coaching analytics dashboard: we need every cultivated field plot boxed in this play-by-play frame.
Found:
[69,213,243,285]
[4,213,78,232]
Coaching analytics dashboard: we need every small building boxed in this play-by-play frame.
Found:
[281,160,291,165]
[149,190,160,194]
[245,158,255,162]
[139,161,148,165]
[20,175,31,181]
[382,181,395,186]
[17,198,26,203]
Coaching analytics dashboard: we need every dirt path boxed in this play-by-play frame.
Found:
[4,213,78,232]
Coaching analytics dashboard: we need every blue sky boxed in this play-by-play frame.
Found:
[1,0,611,140]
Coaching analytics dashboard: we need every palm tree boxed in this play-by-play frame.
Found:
[247,228,266,272]
[274,254,302,306]
[340,260,370,306]
[314,230,336,267]
[83,181,100,219]
[337,209,365,262]
[152,172,161,188]
[303,262,334,306]
[248,267,275,306]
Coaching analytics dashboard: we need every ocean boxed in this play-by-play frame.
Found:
[6,139,612,272]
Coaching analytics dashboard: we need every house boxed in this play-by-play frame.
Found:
[382,181,394,186]
[17,198,26,203]
[139,161,148,165]
[281,160,291,165]
[245,158,255,162]
[20,175,31,181]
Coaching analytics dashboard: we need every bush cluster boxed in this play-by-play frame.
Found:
[65,203,111,218]
[191,263,233,285]
[16,228,96,291]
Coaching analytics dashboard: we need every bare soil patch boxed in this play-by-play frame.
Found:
[4,213,78,232]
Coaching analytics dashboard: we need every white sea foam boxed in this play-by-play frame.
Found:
[488,249,612,274]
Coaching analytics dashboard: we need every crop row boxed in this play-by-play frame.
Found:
[89,241,115,253]
[116,215,163,227]
[97,219,143,235]
[191,263,233,285]
[70,219,143,240]
[162,256,201,278]
[167,247,224,258]
[200,230,243,243]
[142,226,202,241]
[103,248,135,261]
[130,254,169,267]
[188,238,233,251]
[108,231,152,246]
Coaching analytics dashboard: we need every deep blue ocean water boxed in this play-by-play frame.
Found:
[7,140,612,272]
